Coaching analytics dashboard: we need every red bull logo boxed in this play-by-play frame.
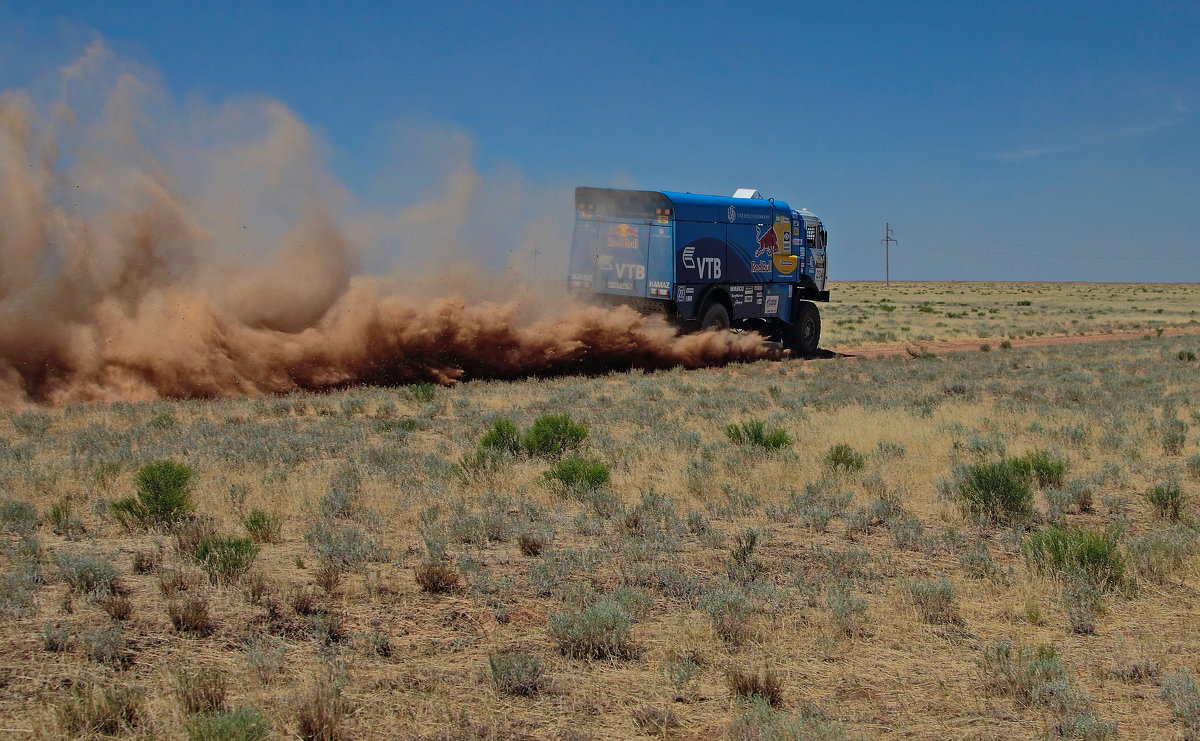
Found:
[607,223,639,249]
[755,226,779,257]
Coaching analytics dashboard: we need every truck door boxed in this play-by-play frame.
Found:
[593,221,650,298]
[646,224,674,298]
[811,221,827,290]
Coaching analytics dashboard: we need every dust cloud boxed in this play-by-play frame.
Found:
[0,42,774,406]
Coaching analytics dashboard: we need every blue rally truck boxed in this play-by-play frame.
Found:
[569,187,829,355]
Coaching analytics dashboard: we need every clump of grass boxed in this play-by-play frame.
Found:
[84,626,129,667]
[193,536,259,584]
[303,523,376,571]
[110,460,195,530]
[47,499,85,539]
[1179,350,1198,362]
[907,577,962,625]
[169,595,216,636]
[631,704,680,735]
[521,414,588,458]
[1127,527,1199,585]
[176,668,227,715]
[725,419,791,450]
[1022,525,1125,591]
[727,698,848,741]
[1162,419,1188,456]
[726,665,784,707]
[1146,482,1187,522]
[543,457,610,495]
[488,651,546,696]
[548,601,636,659]
[1160,669,1200,740]
[43,620,72,652]
[241,509,282,543]
[702,586,755,646]
[414,561,460,594]
[55,683,143,736]
[1016,449,1069,488]
[945,458,1034,525]
[296,675,345,741]
[185,706,270,741]
[823,443,866,472]
[0,498,38,534]
[517,529,551,557]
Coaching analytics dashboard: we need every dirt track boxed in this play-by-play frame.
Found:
[827,325,1200,358]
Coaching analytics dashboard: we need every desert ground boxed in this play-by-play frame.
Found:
[1,282,1199,740]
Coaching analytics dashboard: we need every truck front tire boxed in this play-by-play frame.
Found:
[699,302,731,331]
[787,302,821,356]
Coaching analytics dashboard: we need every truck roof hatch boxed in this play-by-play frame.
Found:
[731,188,763,199]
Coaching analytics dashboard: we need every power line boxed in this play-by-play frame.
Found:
[898,243,1200,263]
[881,223,898,285]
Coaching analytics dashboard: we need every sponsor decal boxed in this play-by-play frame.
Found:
[681,245,696,269]
[750,260,771,273]
[773,256,798,275]
[765,296,779,314]
[607,223,640,249]
[754,225,779,257]
[727,205,736,222]
[606,281,634,290]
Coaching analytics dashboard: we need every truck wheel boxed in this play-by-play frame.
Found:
[699,302,731,331]
[788,302,821,356]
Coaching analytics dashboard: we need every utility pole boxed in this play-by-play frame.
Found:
[881,223,897,286]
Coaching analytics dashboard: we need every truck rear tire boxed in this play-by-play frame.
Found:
[787,302,821,356]
[699,302,731,331]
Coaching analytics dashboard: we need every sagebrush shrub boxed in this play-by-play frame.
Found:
[193,536,259,584]
[1162,419,1188,456]
[726,419,791,450]
[56,552,118,596]
[823,443,866,472]
[947,459,1034,525]
[1160,669,1200,740]
[548,601,635,659]
[1022,525,1125,590]
[304,524,375,571]
[488,651,546,696]
[185,706,270,741]
[543,457,610,494]
[111,460,195,529]
[521,414,588,458]
[980,640,1066,705]
[907,577,962,625]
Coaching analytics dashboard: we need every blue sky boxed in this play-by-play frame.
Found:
[1,1,1197,281]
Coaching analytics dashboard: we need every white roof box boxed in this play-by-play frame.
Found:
[732,188,763,199]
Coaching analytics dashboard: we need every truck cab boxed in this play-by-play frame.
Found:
[569,187,829,355]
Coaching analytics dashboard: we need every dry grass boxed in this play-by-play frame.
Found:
[0,282,1198,738]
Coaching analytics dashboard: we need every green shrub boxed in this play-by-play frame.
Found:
[303,524,375,570]
[241,509,282,543]
[185,707,270,741]
[1179,350,1198,362]
[702,587,755,646]
[946,459,1034,525]
[823,443,866,472]
[522,414,588,458]
[543,457,611,494]
[404,382,438,402]
[907,577,962,625]
[726,419,792,450]
[1016,449,1069,488]
[56,552,118,595]
[1161,669,1200,740]
[193,536,259,584]
[1022,525,1125,590]
[488,651,546,696]
[111,460,195,529]
[479,418,522,456]
[548,601,635,659]
[47,499,84,539]
[1146,482,1187,522]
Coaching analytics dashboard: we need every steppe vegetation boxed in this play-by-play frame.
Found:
[822,281,1200,347]
[0,287,1199,739]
